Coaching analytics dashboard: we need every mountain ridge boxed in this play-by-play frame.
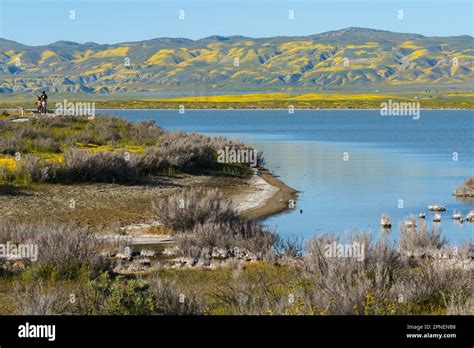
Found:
[6,27,474,47]
[1,28,472,95]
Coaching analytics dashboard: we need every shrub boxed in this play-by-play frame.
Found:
[19,149,138,183]
[31,137,62,153]
[275,236,304,258]
[10,272,206,315]
[157,131,215,171]
[395,259,472,314]
[12,282,62,315]
[153,187,239,233]
[1,114,264,184]
[236,222,278,260]
[0,220,110,279]
[399,220,446,257]
[153,187,278,260]
[20,155,55,182]
[58,148,133,183]
[301,233,403,314]
[178,220,277,264]
[0,136,25,155]
[132,147,165,175]
[210,262,301,315]
[127,120,165,146]
[149,278,205,315]
[91,275,159,315]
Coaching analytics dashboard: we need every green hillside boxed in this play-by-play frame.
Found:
[1,27,473,95]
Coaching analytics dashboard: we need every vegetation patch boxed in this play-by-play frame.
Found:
[0,217,471,315]
[0,115,260,186]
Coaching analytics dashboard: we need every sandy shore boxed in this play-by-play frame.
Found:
[237,169,298,219]
[234,170,278,213]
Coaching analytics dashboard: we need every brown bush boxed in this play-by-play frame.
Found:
[300,233,404,314]
[0,220,110,279]
[20,155,55,182]
[399,219,446,257]
[153,187,239,233]
[60,148,133,182]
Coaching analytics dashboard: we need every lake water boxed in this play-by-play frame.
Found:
[103,109,474,244]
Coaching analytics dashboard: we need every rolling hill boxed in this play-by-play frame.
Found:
[0,27,473,95]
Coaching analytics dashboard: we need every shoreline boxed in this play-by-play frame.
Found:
[105,168,298,246]
[92,168,298,246]
[2,105,474,114]
[238,169,298,220]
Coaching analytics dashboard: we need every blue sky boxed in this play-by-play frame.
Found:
[0,0,472,45]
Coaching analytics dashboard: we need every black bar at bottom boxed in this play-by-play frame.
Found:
[0,315,472,346]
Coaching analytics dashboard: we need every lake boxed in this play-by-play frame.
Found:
[103,109,474,245]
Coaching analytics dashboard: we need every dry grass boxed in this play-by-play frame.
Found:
[1,220,471,315]
[8,273,205,315]
[399,219,446,257]
[0,220,109,279]
[153,187,239,233]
